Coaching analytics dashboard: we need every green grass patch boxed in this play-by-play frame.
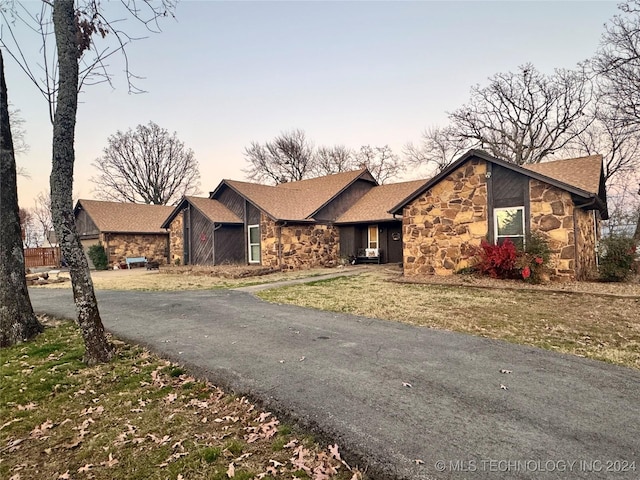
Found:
[0,316,361,480]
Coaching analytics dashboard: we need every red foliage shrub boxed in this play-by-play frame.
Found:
[476,239,518,278]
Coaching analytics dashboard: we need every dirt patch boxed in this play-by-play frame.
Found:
[161,264,279,278]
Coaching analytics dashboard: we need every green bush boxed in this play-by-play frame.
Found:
[87,243,109,270]
[598,234,637,282]
[516,232,553,283]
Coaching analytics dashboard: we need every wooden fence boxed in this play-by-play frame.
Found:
[24,247,61,269]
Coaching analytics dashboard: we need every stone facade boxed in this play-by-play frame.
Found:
[102,233,169,266]
[168,212,184,265]
[529,180,577,280]
[261,214,340,270]
[403,159,488,276]
[574,208,598,280]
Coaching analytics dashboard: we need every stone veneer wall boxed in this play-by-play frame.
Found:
[574,208,598,280]
[168,212,184,265]
[529,180,576,280]
[260,214,340,270]
[403,159,488,276]
[102,233,169,265]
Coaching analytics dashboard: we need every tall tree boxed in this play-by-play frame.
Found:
[3,0,175,363]
[91,121,200,205]
[244,129,315,184]
[355,145,404,184]
[0,49,43,347]
[596,0,640,128]
[51,0,113,364]
[404,125,473,177]
[449,63,593,165]
[312,145,355,176]
[594,0,640,239]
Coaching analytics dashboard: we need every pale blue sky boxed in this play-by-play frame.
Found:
[5,0,619,208]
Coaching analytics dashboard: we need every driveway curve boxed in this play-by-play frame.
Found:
[28,288,640,480]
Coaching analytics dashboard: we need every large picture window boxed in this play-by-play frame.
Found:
[248,225,260,263]
[494,207,525,249]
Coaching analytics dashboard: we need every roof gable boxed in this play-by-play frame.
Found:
[336,179,428,224]
[211,169,377,221]
[160,196,242,229]
[75,200,174,234]
[389,149,607,216]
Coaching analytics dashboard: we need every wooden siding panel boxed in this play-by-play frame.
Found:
[76,209,99,236]
[492,164,528,208]
[214,225,244,264]
[339,226,356,258]
[314,179,375,221]
[216,186,245,220]
[247,202,261,225]
[189,206,215,265]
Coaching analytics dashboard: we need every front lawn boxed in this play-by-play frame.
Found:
[0,317,361,480]
[257,271,640,369]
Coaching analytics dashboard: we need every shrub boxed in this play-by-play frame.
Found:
[87,243,108,270]
[476,238,518,278]
[516,232,553,283]
[598,235,637,282]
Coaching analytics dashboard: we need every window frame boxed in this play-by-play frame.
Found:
[368,225,378,249]
[493,206,526,249]
[248,224,260,264]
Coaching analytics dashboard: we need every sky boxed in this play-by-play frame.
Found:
[4,0,621,210]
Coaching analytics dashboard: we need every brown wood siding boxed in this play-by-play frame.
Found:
[214,225,244,264]
[188,206,215,265]
[216,186,245,220]
[246,202,261,225]
[492,164,528,207]
[76,209,99,236]
[339,225,356,258]
[489,163,531,243]
[314,179,375,221]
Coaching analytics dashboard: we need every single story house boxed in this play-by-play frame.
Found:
[389,149,608,281]
[74,199,174,267]
[162,169,385,269]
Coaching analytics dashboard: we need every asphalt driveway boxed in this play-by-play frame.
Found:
[28,288,640,479]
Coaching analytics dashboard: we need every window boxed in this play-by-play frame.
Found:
[494,207,525,249]
[368,225,378,249]
[248,225,260,263]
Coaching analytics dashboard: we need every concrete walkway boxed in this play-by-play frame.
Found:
[28,285,640,480]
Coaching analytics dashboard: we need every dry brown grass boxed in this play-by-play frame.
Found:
[257,270,640,370]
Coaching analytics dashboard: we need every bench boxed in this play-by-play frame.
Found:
[125,256,147,269]
[355,248,382,265]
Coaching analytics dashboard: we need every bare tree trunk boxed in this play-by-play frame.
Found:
[0,50,43,347]
[52,0,112,364]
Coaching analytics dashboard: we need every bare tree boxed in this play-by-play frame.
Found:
[0,49,43,347]
[312,145,356,176]
[449,63,593,165]
[356,145,404,184]
[404,125,474,177]
[31,191,55,246]
[596,0,640,129]
[91,121,200,205]
[2,0,175,364]
[244,129,315,184]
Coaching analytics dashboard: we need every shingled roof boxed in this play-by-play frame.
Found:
[75,199,174,234]
[522,155,603,195]
[214,169,377,221]
[336,179,427,224]
[389,149,608,218]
